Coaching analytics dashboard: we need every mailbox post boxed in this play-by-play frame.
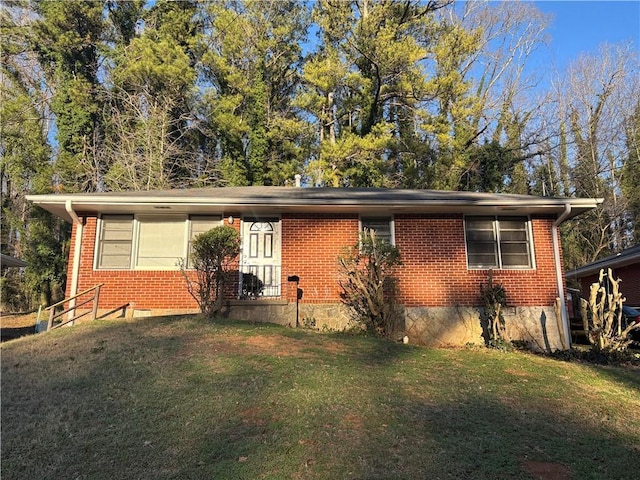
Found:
[287,275,301,327]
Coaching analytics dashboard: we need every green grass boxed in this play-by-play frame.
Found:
[2,315,639,479]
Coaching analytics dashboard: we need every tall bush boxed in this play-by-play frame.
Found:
[338,230,402,337]
[180,225,240,317]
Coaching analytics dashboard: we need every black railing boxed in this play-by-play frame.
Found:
[239,265,281,298]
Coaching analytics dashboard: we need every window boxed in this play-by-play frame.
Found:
[361,216,394,244]
[136,216,186,267]
[465,216,533,269]
[97,215,133,269]
[188,216,223,267]
[96,215,221,270]
[248,221,274,258]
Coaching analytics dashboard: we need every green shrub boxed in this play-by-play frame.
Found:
[180,225,240,317]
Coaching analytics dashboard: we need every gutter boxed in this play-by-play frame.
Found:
[552,203,572,349]
[65,200,83,322]
[32,198,596,208]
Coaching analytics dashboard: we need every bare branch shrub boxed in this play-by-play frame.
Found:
[479,271,509,348]
[337,230,402,337]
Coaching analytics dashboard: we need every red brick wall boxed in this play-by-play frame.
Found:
[394,215,560,307]
[617,264,640,305]
[281,213,359,303]
[66,216,200,310]
[67,212,562,310]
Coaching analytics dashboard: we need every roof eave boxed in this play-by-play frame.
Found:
[567,252,640,279]
[25,193,602,223]
[1,253,28,268]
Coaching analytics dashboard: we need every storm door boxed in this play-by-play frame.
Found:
[240,218,281,297]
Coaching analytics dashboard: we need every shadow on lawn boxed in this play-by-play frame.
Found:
[2,316,639,479]
[383,393,640,479]
[0,325,36,342]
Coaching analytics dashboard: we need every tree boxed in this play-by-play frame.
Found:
[302,0,452,188]
[621,100,640,243]
[338,230,402,337]
[557,44,638,268]
[459,140,517,192]
[585,269,640,352]
[456,1,549,142]
[31,0,106,192]
[424,1,549,191]
[1,1,68,309]
[479,271,508,347]
[201,0,311,186]
[180,225,240,317]
[104,0,204,191]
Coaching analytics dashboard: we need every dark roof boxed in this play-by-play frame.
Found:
[1,253,28,268]
[26,186,602,223]
[566,244,640,278]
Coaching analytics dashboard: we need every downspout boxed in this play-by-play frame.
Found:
[65,200,83,322]
[552,203,572,349]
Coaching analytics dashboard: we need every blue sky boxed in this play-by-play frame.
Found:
[533,0,639,69]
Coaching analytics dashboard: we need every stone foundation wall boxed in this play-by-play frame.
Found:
[73,301,566,351]
[402,305,565,351]
[221,301,352,331]
[297,303,352,331]
[222,301,295,327]
[403,306,483,347]
[221,302,565,351]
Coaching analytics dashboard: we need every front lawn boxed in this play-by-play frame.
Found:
[2,315,639,479]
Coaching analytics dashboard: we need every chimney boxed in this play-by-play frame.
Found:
[294,174,302,188]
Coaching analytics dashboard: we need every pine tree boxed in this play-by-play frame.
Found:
[201,0,311,186]
[303,0,451,187]
[1,2,69,308]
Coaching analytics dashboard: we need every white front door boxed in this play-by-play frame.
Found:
[240,218,281,297]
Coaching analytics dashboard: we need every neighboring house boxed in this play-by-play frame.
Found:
[26,187,601,349]
[566,244,640,306]
[1,254,28,269]
[0,253,28,314]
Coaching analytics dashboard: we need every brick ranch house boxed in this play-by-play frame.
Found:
[566,244,640,307]
[27,187,601,349]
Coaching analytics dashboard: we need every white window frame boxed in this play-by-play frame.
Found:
[464,215,535,270]
[95,214,134,270]
[359,216,395,245]
[187,215,225,268]
[95,214,222,270]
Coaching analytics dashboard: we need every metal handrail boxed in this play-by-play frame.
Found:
[43,283,105,331]
[239,265,281,298]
